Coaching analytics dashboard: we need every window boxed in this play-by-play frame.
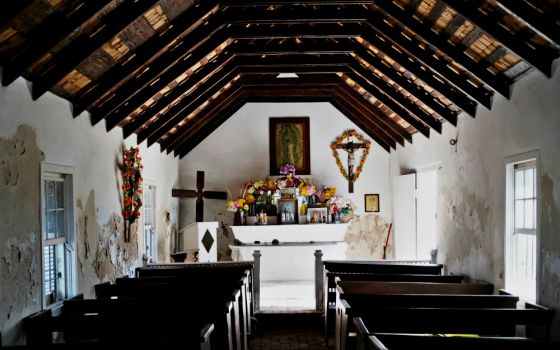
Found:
[505,154,538,302]
[143,184,156,262]
[41,164,75,307]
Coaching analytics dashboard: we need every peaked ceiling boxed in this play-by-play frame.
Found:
[1,0,558,157]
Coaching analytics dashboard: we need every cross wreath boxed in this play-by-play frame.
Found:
[330,129,371,193]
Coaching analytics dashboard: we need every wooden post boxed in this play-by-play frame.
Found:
[253,250,261,312]
[314,249,324,311]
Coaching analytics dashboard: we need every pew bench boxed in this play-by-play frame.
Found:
[354,317,559,350]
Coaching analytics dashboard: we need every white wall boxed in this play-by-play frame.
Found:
[390,68,560,339]
[0,78,179,345]
[179,102,392,228]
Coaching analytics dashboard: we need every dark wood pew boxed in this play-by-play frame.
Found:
[354,318,559,350]
[322,261,443,342]
[62,297,230,349]
[95,278,248,350]
[340,305,554,350]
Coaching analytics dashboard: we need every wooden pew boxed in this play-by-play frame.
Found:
[322,261,443,341]
[95,278,248,350]
[354,317,559,350]
[341,305,554,350]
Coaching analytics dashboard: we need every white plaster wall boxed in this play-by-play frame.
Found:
[389,68,560,339]
[179,102,392,228]
[0,78,179,344]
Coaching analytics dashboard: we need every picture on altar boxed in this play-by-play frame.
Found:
[269,117,310,175]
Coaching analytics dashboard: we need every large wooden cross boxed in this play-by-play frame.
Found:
[172,171,227,222]
[334,141,368,193]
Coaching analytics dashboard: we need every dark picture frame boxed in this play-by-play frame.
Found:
[364,194,380,212]
[269,117,311,175]
[277,198,299,224]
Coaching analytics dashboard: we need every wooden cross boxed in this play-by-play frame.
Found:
[334,141,368,193]
[172,171,227,222]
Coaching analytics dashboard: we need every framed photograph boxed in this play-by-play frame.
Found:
[269,117,311,175]
[364,194,380,212]
[307,207,328,224]
[277,198,299,224]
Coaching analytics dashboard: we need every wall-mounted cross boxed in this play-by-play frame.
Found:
[334,141,368,193]
[172,171,227,222]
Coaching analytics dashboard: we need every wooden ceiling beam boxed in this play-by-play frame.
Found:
[494,0,560,46]
[425,0,447,24]
[1,0,113,86]
[370,0,511,100]
[335,84,410,145]
[72,1,218,117]
[442,14,467,39]
[223,5,369,23]
[328,95,393,152]
[0,0,34,29]
[113,54,351,134]
[349,41,461,123]
[344,70,436,136]
[29,0,160,101]
[442,0,559,77]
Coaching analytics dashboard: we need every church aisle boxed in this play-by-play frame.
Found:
[249,312,332,350]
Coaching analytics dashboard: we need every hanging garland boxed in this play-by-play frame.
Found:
[330,129,371,181]
[120,146,144,242]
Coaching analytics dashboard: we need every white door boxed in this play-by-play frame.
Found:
[392,174,417,260]
[416,169,437,260]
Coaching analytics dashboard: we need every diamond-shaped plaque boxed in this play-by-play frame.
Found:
[201,229,214,253]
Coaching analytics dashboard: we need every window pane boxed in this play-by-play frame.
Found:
[46,211,56,240]
[45,181,56,209]
[524,168,534,198]
[515,170,524,199]
[515,200,524,229]
[56,181,65,208]
[56,210,66,237]
[524,200,534,229]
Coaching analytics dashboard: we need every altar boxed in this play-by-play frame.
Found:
[230,223,348,281]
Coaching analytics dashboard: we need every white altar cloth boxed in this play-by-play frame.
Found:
[230,223,348,281]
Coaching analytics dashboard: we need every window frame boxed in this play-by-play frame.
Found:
[40,163,76,308]
[504,151,540,303]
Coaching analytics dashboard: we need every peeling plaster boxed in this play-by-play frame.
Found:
[76,190,140,297]
[344,214,393,259]
[0,125,44,345]
[540,174,560,306]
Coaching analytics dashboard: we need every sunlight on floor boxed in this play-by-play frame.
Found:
[260,280,315,311]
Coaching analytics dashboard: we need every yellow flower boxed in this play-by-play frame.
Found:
[243,204,249,211]
[245,194,256,204]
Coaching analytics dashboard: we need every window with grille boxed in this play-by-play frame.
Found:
[143,185,156,262]
[505,155,538,302]
[42,165,75,307]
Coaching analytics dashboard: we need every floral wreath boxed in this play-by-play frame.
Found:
[330,129,371,181]
[120,147,144,225]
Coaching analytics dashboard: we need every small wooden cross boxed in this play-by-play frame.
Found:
[334,141,368,193]
[172,171,227,222]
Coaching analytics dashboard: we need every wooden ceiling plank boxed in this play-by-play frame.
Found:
[351,41,460,123]
[30,0,160,100]
[329,95,393,152]
[2,0,113,87]
[72,1,217,117]
[161,85,246,152]
[89,25,229,125]
[224,4,369,23]
[361,21,494,108]
[117,54,350,136]
[172,86,247,156]
[345,71,432,137]
[358,33,478,116]
[495,0,560,46]
[369,0,512,99]
[443,0,559,77]
[104,46,235,132]
[336,84,409,145]
[443,14,466,39]
[0,0,35,29]
[346,68,442,134]
[425,0,447,24]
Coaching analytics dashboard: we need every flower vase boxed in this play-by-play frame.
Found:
[234,211,242,226]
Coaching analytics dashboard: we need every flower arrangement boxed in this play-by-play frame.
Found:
[330,129,371,181]
[316,186,336,203]
[277,163,301,189]
[298,178,317,197]
[327,194,351,216]
[227,198,249,213]
[120,146,143,242]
